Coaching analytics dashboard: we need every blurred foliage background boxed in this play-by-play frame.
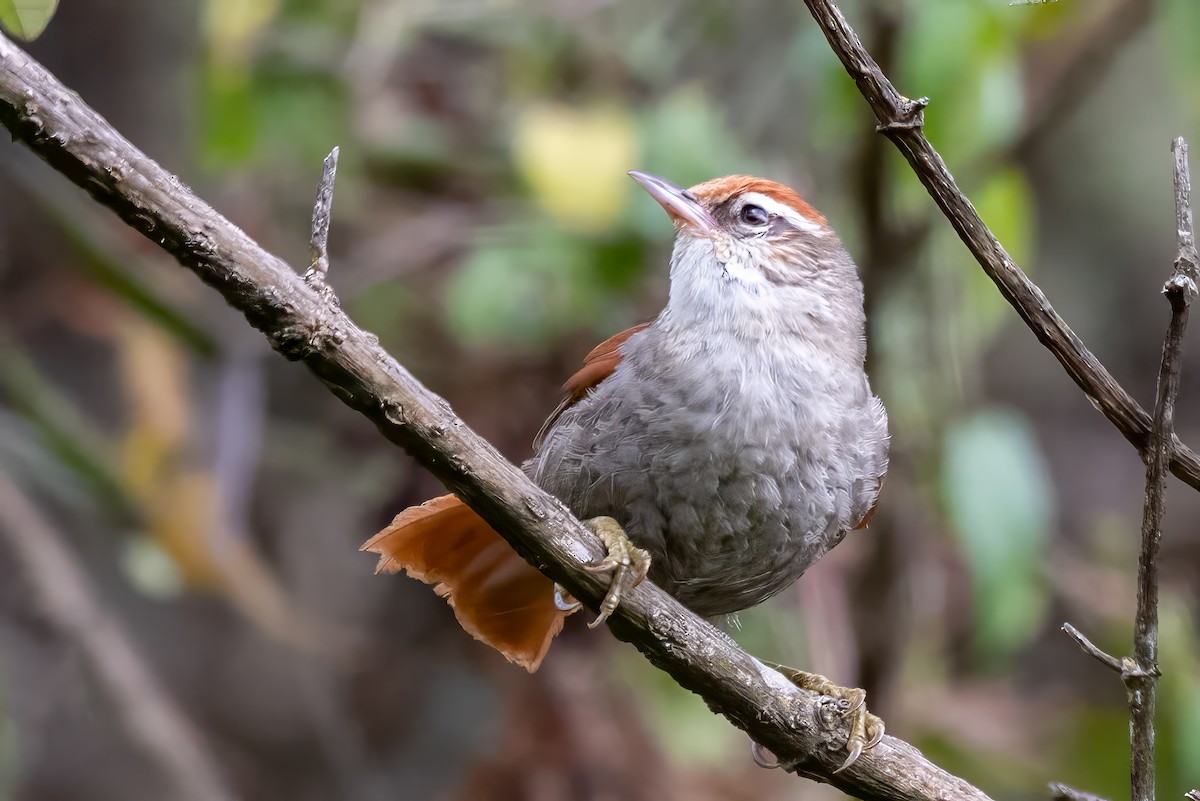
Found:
[1,0,1199,799]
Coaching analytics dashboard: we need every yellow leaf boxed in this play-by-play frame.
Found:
[148,471,225,590]
[513,103,637,233]
[111,312,320,648]
[117,316,191,446]
[202,0,280,66]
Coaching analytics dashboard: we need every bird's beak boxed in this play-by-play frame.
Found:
[629,170,719,238]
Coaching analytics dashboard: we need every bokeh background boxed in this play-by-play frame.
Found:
[1,0,1199,799]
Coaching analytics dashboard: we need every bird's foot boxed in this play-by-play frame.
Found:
[766,664,884,773]
[575,516,651,628]
[553,583,581,612]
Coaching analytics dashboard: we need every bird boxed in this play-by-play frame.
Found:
[362,170,889,767]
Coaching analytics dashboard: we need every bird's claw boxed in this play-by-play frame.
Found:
[553,583,582,612]
[582,516,651,628]
[750,741,780,769]
[760,664,884,773]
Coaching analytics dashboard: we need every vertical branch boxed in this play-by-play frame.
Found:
[1130,137,1199,801]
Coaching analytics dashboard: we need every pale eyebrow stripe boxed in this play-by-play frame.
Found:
[739,191,822,233]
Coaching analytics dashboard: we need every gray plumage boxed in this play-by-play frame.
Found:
[528,175,888,617]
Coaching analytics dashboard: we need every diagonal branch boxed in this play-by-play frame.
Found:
[0,31,991,801]
[801,0,1200,493]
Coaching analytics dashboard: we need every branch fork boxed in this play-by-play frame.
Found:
[801,0,1200,491]
[1061,136,1195,801]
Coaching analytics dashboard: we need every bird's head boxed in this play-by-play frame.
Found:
[629,171,864,346]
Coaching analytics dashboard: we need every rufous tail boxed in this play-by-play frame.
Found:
[360,494,571,672]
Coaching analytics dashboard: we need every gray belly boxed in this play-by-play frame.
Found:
[529,367,875,616]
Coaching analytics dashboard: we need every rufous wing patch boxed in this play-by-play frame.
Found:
[853,502,879,530]
[534,322,652,448]
[361,494,570,672]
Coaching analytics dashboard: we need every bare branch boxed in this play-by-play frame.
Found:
[306,146,340,285]
[1126,136,1199,801]
[1171,139,1200,288]
[801,6,1198,796]
[1057,139,1195,801]
[0,31,992,801]
[0,475,237,801]
[1061,622,1124,675]
[800,0,1200,493]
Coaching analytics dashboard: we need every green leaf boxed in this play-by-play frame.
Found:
[445,221,643,349]
[899,0,1025,165]
[0,0,57,40]
[256,71,347,169]
[941,408,1053,660]
[444,225,589,347]
[199,65,259,168]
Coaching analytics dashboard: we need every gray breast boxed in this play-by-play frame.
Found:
[528,332,887,617]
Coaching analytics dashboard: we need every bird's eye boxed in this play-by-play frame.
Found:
[740,204,769,226]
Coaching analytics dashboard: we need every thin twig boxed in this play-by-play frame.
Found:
[1061,622,1124,675]
[0,474,238,801]
[1049,782,1112,801]
[1128,136,1199,801]
[799,0,1200,492]
[798,4,1196,795]
[1058,140,1196,801]
[1170,140,1200,287]
[306,146,339,284]
[0,30,992,801]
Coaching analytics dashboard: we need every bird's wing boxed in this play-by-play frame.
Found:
[533,321,652,450]
[852,396,890,530]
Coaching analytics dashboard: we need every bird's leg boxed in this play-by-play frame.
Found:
[550,517,651,623]
[766,663,884,773]
[571,516,651,628]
